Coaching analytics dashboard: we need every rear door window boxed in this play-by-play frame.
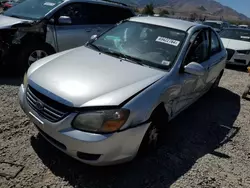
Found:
[185,30,209,64]
[210,30,221,56]
[85,3,133,24]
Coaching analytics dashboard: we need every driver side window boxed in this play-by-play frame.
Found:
[55,3,86,25]
[184,30,209,65]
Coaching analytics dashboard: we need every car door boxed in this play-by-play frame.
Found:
[173,29,210,114]
[205,29,226,88]
[53,3,96,52]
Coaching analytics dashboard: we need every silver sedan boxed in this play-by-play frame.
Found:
[220,28,250,67]
[19,16,227,166]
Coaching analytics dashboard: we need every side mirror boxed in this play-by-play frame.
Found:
[58,16,72,25]
[90,34,97,40]
[184,62,205,76]
[85,34,98,45]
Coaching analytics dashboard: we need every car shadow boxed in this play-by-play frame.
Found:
[0,76,22,86]
[0,66,23,86]
[30,87,240,188]
[226,64,248,73]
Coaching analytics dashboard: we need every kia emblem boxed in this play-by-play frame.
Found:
[36,101,44,111]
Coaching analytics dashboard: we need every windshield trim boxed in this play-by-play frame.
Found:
[87,20,187,71]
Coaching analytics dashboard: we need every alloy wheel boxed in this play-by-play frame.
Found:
[28,50,48,66]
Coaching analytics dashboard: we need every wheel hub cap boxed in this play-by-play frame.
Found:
[28,50,48,66]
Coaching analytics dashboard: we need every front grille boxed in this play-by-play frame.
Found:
[226,49,235,60]
[26,86,70,122]
[234,59,247,64]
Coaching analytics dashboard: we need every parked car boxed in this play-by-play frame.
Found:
[203,20,229,33]
[220,28,250,67]
[229,24,238,29]
[238,24,249,29]
[0,0,134,72]
[19,16,226,166]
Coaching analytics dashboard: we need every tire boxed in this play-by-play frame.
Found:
[137,107,168,156]
[138,121,161,156]
[211,71,223,90]
[17,42,55,74]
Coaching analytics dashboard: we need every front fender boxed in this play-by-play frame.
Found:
[121,75,182,129]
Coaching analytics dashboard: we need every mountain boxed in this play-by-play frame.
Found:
[135,0,250,22]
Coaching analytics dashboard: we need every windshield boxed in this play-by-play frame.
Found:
[203,22,221,29]
[3,0,63,20]
[220,29,250,42]
[90,21,186,71]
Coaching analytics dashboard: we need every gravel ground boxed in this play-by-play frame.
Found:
[0,67,250,188]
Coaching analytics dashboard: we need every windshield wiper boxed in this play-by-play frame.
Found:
[103,50,145,66]
[87,43,101,52]
[9,15,23,19]
[105,50,170,70]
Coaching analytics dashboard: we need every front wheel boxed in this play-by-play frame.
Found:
[27,50,48,66]
[137,120,162,156]
[18,43,55,73]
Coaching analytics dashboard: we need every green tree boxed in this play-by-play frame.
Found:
[159,9,169,17]
[142,3,154,15]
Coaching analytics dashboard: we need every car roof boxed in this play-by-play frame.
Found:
[65,0,131,8]
[128,16,198,31]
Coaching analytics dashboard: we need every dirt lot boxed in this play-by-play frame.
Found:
[0,67,250,188]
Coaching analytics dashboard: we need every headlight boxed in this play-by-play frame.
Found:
[237,50,250,54]
[23,72,28,88]
[72,109,130,133]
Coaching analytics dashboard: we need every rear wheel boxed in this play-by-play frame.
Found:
[211,71,223,90]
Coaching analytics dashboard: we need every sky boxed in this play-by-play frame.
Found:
[216,0,250,18]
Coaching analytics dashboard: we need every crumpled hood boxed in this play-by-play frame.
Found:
[28,46,166,107]
[221,38,250,50]
[0,15,33,29]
